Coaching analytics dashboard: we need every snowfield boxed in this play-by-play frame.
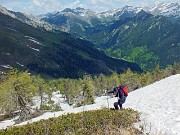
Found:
[124,74,180,135]
[0,74,180,135]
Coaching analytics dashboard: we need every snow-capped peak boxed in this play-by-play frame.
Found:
[150,2,180,18]
[0,5,15,18]
[114,5,143,17]
[121,5,141,13]
[97,5,143,19]
[97,8,120,18]
[62,7,90,17]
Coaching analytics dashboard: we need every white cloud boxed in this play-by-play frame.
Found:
[89,0,111,5]
[33,0,41,7]
[90,0,97,5]
[0,0,180,15]
[65,0,81,9]
[121,0,130,2]
[24,0,63,14]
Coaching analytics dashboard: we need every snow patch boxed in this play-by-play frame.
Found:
[25,36,42,45]
[16,62,24,67]
[51,92,73,111]
[28,39,42,45]
[29,47,40,52]
[0,65,12,69]
[124,25,129,29]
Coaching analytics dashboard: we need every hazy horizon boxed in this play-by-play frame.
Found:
[0,0,179,15]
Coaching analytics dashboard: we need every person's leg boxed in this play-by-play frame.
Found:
[114,102,119,110]
[119,98,126,109]
[119,104,122,109]
[118,99,123,109]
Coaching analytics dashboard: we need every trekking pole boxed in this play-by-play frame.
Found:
[106,89,110,109]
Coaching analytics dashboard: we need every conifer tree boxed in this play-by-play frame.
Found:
[0,69,37,113]
[82,75,94,105]
[33,75,51,109]
[152,64,163,81]
[94,73,107,95]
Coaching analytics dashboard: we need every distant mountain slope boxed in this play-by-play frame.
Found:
[97,11,180,70]
[40,6,141,35]
[150,2,180,22]
[40,3,180,35]
[0,12,142,78]
[41,8,180,70]
[39,4,180,70]
[2,3,179,72]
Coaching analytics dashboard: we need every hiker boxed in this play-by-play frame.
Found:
[108,85,128,110]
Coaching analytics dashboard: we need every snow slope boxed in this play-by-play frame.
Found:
[124,74,180,135]
[0,74,180,135]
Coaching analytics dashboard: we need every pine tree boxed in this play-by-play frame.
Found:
[0,69,37,114]
[82,75,94,105]
[33,75,51,109]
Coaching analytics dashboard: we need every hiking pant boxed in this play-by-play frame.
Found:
[114,98,126,110]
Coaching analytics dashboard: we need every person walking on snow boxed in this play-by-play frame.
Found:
[108,85,128,110]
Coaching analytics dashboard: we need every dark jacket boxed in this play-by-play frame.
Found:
[108,87,126,104]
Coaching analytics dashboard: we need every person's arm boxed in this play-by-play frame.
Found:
[108,87,117,94]
[107,90,114,94]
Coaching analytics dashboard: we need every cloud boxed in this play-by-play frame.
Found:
[87,0,136,11]
[89,0,112,5]
[0,0,64,15]
[0,0,179,15]
[33,0,41,7]
[65,0,82,9]
[25,0,63,14]
[90,0,97,5]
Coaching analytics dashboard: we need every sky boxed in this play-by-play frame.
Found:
[0,0,180,15]
[0,74,180,135]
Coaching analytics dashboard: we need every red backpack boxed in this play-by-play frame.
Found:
[120,85,128,97]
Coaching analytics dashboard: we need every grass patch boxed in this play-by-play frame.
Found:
[0,108,140,135]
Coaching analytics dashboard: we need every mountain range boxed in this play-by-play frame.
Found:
[0,2,180,78]
[0,8,142,78]
[37,2,180,70]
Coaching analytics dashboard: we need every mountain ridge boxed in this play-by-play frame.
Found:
[1,3,180,72]
[37,3,180,70]
[0,12,142,78]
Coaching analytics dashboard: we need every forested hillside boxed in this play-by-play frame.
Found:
[0,12,142,78]
[41,7,180,71]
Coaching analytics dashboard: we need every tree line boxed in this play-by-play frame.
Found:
[0,63,179,116]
